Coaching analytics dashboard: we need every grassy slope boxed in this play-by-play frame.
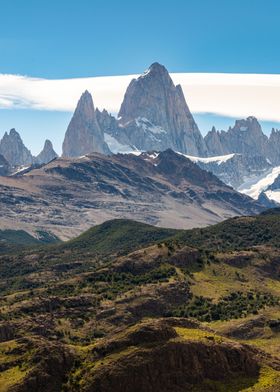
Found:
[62,218,179,257]
[0,211,279,391]
[174,210,280,251]
[0,229,59,254]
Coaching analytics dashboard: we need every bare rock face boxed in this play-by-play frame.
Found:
[62,90,111,157]
[205,117,268,158]
[35,139,58,165]
[116,63,208,156]
[0,128,33,167]
[0,154,10,176]
[204,126,226,156]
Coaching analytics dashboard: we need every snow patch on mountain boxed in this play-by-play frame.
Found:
[180,153,236,165]
[238,166,280,199]
[264,190,280,203]
[104,133,136,154]
[135,117,167,135]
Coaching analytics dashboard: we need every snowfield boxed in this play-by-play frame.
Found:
[104,133,136,154]
[264,190,280,203]
[238,166,280,199]
[180,153,236,166]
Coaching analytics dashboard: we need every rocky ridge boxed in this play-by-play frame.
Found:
[0,129,33,167]
[0,150,264,239]
[62,63,208,157]
[205,117,280,166]
[62,90,111,157]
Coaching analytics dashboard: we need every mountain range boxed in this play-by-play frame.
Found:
[0,129,58,168]
[0,149,263,239]
[1,62,280,237]
[0,62,280,391]
[1,63,280,170]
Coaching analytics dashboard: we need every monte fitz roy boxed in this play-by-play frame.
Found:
[0,62,275,238]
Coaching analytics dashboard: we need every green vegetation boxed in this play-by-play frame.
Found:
[64,219,178,257]
[0,229,59,254]
[174,212,280,251]
[0,210,280,391]
[173,292,279,322]
[86,264,176,299]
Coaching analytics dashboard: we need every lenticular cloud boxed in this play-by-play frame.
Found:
[1,72,280,122]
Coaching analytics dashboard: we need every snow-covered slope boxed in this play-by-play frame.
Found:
[264,189,280,203]
[104,133,137,154]
[238,166,280,199]
[181,153,236,165]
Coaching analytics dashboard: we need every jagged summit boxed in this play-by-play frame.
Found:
[36,139,58,165]
[233,117,263,134]
[140,62,170,79]
[62,90,111,157]
[117,62,207,156]
[75,90,94,116]
[0,128,33,167]
[205,117,268,158]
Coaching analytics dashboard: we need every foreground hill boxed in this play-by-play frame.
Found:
[0,149,263,239]
[0,211,279,391]
[0,228,59,254]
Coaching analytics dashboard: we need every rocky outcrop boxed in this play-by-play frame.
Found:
[10,340,74,392]
[81,319,260,392]
[0,129,33,167]
[62,90,111,157]
[115,63,208,156]
[35,140,58,165]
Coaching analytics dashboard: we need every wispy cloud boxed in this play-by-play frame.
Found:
[1,72,280,122]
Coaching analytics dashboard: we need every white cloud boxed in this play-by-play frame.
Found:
[1,72,280,122]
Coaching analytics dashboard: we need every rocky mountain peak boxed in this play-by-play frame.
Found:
[36,139,58,165]
[62,91,111,157]
[75,90,95,118]
[233,117,263,135]
[140,62,172,82]
[0,128,33,167]
[205,116,269,159]
[118,62,207,156]
[118,62,173,124]
[204,126,226,156]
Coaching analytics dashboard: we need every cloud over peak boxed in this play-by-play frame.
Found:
[1,72,280,122]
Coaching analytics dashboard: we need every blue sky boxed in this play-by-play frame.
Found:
[2,0,280,77]
[1,0,280,154]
